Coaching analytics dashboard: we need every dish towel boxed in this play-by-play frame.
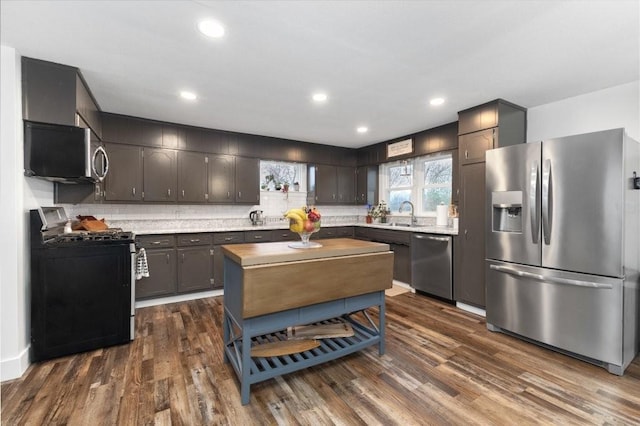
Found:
[135,247,149,280]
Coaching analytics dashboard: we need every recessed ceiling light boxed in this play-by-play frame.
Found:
[180,91,197,101]
[356,126,368,134]
[312,93,328,102]
[430,97,445,106]
[198,20,225,38]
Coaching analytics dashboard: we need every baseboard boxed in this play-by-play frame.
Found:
[135,289,223,309]
[392,280,415,293]
[1,345,30,382]
[456,302,486,317]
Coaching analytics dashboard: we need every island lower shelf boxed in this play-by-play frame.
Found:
[223,294,385,405]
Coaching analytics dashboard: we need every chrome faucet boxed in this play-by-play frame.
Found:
[399,201,417,226]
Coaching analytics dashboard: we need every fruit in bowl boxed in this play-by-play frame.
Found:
[284,206,322,243]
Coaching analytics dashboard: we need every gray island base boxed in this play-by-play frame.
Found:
[221,238,394,405]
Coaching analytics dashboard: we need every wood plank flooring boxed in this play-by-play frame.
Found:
[2,293,640,425]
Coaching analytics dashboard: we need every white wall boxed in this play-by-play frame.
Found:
[527,81,639,142]
[0,46,29,381]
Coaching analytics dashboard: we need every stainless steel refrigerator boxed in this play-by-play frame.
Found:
[485,128,639,375]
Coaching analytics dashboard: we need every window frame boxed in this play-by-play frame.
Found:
[380,151,452,216]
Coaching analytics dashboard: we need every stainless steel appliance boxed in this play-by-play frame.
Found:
[249,210,264,226]
[30,207,135,362]
[485,128,639,375]
[24,120,109,183]
[411,234,452,299]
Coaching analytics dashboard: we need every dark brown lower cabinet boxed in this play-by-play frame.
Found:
[177,247,214,293]
[390,243,411,284]
[136,248,176,299]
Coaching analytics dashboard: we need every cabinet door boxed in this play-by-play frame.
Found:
[143,147,177,202]
[356,166,368,204]
[336,166,355,204]
[213,245,224,289]
[454,163,486,307]
[22,57,77,126]
[178,151,207,203]
[390,243,411,285]
[235,157,260,204]
[208,155,235,203]
[177,247,214,293]
[458,102,498,135]
[459,128,494,165]
[136,249,176,299]
[104,143,143,201]
[315,165,337,204]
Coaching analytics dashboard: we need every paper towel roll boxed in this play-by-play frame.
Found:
[436,204,448,226]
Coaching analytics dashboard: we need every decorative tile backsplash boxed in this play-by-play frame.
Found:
[60,191,368,228]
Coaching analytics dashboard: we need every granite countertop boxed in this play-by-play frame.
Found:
[113,219,458,236]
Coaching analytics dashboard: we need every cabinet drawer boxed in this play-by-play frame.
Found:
[136,235,175,248]
[177,233,212,246]
[244,230,273,243]
[271,229,298,241]
[459,129,494,165]
[368,228,411,246]
[213,232,245,245]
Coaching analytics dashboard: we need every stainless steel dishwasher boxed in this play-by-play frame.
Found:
[411,234,452,299]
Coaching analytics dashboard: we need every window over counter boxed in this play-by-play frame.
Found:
[380,152,452,215]
[259,160,306,192]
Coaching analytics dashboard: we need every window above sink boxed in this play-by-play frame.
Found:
[380,152,452,216]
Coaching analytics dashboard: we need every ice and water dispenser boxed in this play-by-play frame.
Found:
[492,191,523,233]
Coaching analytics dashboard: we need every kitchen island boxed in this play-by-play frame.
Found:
[222,238,394,404]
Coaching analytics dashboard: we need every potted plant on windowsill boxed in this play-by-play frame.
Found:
[370,201,391,224]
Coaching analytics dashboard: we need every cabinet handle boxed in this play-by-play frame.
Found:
[464,229,468,240]
[189,239,200,243]
[132,187,136,196]
[166,253,170,263]
[210,249,214,256]
[227,191,230,198]
[254,235,262,239]
[182,189,185,198]
[181,253,185,263]
[238,191,242,198]
[224,237,232,241]
[167,189,171,197]
[465,150,469,159]
[152,241,161,245]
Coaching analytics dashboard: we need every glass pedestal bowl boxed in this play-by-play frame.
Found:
[288,221,322,248]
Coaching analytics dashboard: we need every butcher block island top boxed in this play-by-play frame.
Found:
[222,238,394,404]
[221,237,391,266]
[222,238,393,318]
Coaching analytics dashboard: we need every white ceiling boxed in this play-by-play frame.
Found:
[1,1,638,148]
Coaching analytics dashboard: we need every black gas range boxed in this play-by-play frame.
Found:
[30,207,136,362]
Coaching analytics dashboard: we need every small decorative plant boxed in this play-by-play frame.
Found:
[370,201,391,222]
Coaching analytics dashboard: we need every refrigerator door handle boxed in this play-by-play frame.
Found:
[542,159,552,244]
[530,162,539,243]
[489,264,613,289]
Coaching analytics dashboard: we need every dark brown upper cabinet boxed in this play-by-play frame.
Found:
[143,147,178,202]
[234,157,260,204]
[458,99,527,139]
[413,121,458,156]
[103,143,143,202]
[102,113,162,147]
[207,154,235,203]
[22,57,102,139]
[178,151,208,203]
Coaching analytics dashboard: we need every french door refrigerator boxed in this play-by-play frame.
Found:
[485,128,639,375]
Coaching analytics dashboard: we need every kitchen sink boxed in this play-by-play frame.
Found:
[381,222,412,227]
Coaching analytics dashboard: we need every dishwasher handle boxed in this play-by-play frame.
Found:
[413,234,451,242]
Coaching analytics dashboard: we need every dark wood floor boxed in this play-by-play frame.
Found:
[3,293,640,425]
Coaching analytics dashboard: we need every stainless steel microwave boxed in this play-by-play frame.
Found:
[23,120,109,183]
